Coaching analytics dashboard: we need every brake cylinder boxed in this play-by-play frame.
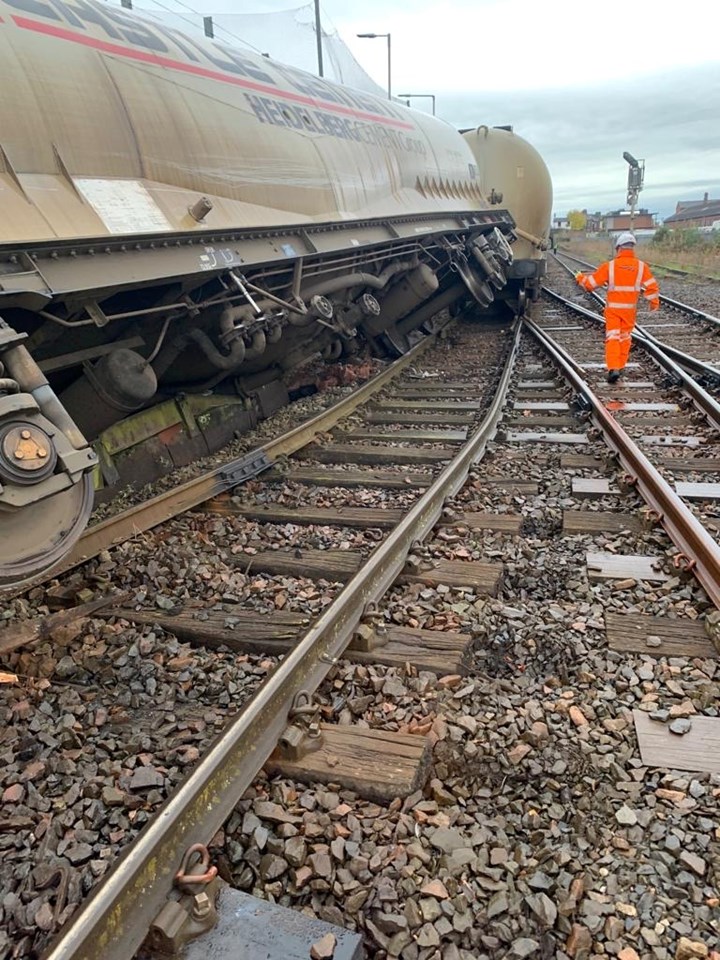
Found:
[365,265,439,335]
[60,348,158,439]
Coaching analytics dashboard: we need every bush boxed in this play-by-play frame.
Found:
[651,227,709,251]
[682,229,703,248]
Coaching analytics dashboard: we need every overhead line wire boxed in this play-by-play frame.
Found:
[139,0,266,55]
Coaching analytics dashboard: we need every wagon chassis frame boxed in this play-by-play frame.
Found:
[0,209,514,313]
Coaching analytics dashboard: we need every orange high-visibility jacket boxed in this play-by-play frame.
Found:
[577,248,659,317]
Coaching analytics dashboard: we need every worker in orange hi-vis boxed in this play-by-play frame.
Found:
[574,233,660,383]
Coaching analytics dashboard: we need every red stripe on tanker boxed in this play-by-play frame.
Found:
[0,0,552,592]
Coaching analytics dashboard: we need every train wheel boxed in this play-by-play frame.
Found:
[469,242,506,290]
[0,474,94,590]
[454,260,494,309]
[379,325,411,358]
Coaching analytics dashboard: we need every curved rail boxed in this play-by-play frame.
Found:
[549,253,720,385]
[524,315,720,609]
[42,323,522,960]
[541,285,720,431]
[555,250,720,330]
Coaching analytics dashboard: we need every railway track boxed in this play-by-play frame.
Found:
[2,319,516,958]
[2,308,719,960]
[558,246,720,284]
[1,343,430,601]
[552,252,720,382]
[526,301,720,597]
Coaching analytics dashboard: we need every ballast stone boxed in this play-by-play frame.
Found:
[675,938,709,960]
[615,804,638,826]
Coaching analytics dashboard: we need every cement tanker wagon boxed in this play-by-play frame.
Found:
[463,126,552,305]
[0,0,519,590]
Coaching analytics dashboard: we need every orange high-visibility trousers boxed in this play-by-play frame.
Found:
[576,249,659,372]
[604,308,636,370]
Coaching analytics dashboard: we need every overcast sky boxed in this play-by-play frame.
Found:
[137,0,720,219]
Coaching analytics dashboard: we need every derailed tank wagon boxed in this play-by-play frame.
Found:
[462,125,553,307]
[0,0,551,589]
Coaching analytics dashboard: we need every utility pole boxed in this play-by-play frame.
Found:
[386,33,391,102]
[313,0,324,77]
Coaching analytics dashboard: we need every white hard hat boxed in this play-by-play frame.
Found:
[615,232,637,248]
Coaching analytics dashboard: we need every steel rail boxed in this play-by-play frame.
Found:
[634,328,719,382]
[658,293,720,329]
[554,250,720,330]
[551,254,720,380]
[42,322,522,960]
[5,332,439,600]
[559,252,720,283]
[524,315,720,609]
[552,254,720,370]
[548,249,720,384]
[541,285,720,430]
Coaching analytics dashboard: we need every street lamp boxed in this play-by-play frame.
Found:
[398,93,436,115]
[623,151,645,233]
[357,32,392,100]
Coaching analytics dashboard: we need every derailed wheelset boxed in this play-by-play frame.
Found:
[0,319,97,589]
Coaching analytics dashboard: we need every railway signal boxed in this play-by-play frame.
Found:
[623,151,645,233]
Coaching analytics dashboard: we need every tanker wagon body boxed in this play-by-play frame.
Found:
[0,0,540,590]
[462,126,553,307]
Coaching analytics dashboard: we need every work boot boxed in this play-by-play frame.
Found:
[607,370,620,383]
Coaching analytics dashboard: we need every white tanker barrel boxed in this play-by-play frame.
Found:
[462,126,553,298]
[0,0,530,590]
[0,0,490,244]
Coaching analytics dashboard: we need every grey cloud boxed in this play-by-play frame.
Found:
[440,63,720,217]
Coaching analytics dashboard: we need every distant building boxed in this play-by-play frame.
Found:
[664,193,720,229]
[603,209,655,231]
[553,209,656,232]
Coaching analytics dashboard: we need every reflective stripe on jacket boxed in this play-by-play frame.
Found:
[578,249,659,313]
